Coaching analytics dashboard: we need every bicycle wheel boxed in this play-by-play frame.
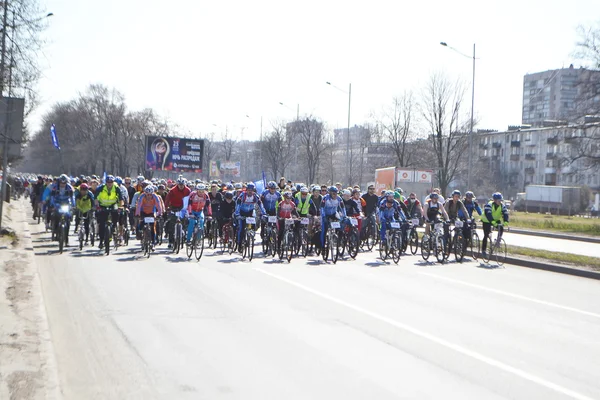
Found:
[409,229,419,255]
[104,224,111,255]
[262,227,270,255]
[286,232,294,262]
[247,233,255,261]
[379,237,388,261]
[421,234,430,261]
[124,228,129,246]
[435,235,445,263]
[482,238,492,263]
[58,222,64,254]
[454,234,465,263]
[186,233,194,259]
[195,230,204,261]
[391,233,401,264]
[331,232,339,264]
[348,230,359,259]
[174,224,182,254]
[143,229,151,258]
[78,227,84,250]
[322,233,329,262]
[227,228,235,255]
[494,238,507,266]
[470,232,480,261]
[365,224,375,251]
[90,218,96,246]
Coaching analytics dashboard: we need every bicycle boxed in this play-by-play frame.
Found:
[421,220,446,263]
[186,215,205,261]
[279,218,296,262]
[451,219,466,263]
[56,205,71,254]
[220,219,235,255]
[155,215,164,246]
[482,223,507,266]
[407,217,420,255]
[322,218,341,264]
[240,216,257,261]
[170,210,184,254]
[206,217,218,249]
[308,216,322,256]
[101,206,118,256]
[379,219,402,264]
[362,212,378,251]
[294,217,310,258]
[340,217,360,259]
[141,215,155,258]
[89,211,97,247]
[77,210,91,250]
[465,219,480,261]
[262,215,278,257]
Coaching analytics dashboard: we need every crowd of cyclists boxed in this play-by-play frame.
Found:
[17,172,510,263]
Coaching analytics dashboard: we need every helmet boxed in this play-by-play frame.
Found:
[352,188,360,195]
[267,181,277,189]
[79,183,89,190]
[151,178,157,184]
[158,184,165,190]
[195,179,201,184]
[385,190,394,197]
[234,183,242,190]
[394,192,401,199]
[395,187,403,194]
[91,175,98,180]
[430,193,439,199]
[329,186,338,193]
[159,179,166,185]
[144,186,154,193]
[465,191,475,199]
[342,189,351,196]
[37,175,43,180]
[312,185,320,193]
[106,175,115,182]
[227,183,234,190]
[115,177,123,185]
[300,186,309,194]
[137,175,144,182]
[452,190,461,197]
[59,174,69,183]
[176,176,185,185]
[211,180,218,184]
[246,183,256,191]
[492,192,503,200]
[141,180,150,187]
[224,191,234,200]
[283,191,292,198]
[196,184,206,190]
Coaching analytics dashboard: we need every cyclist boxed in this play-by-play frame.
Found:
[234,183,266,249]
[186,184,212,245]
[423,192,450,235]
[95,175,124,249]
[114,177,130,242]
[378,190,406,247]
[395,187,405,203]
[75,183,95,243]
[260,181,282,238]
[320,186,346,248]
[49,174,76,243]
[219,191,236,241]
[135,185,164,250]
[445,190,468,221]
[276,191,299,250]
[208,183,223,237]
[31,175,45,220]
[480,192,509,257]
[310,186,323,214]
[164,176,191,249]
[342,189,361,230]
[404,192,423,220]
[458,191,482,242]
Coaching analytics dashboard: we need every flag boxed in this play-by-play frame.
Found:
[50,124,60,150]
[262,171,267,188]
[102,171,107,184]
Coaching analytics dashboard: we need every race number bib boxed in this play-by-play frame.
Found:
[330,221,341,229]
[390,222,401,229]
[268,216,277,223]
[246,217,256,224]
[301,218,309,225]
[144,217,155,223]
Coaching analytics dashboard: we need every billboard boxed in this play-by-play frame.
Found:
[210,160,241,178]
[397,169,413,183]
[416,170,433,183]
[145,136,204,173]
[375,167,396,194]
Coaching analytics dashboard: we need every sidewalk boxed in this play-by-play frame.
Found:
[0,199,60,400]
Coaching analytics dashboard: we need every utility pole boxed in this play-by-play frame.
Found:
[0,0,10,231]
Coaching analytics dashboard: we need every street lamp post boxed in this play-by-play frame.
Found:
[440,42,476,190]
[326,82,352,186]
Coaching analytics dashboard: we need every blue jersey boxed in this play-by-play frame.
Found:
[261,190,282,214]
[378,198,405,221]
[50,183,75,208]
[235,191,266,217]
[459,200,482,219]
[321,194,346,218]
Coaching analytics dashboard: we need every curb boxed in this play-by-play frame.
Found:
[503,254,600,280]
[509,228,600,244]
[13,200,63,400]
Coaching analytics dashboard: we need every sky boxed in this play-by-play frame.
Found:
[31,0,600,142]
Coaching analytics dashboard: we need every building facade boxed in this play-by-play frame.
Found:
[476,120,600,199]
[522,66,600,127]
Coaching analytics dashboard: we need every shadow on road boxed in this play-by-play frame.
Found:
[116,255,140,262]
[165,256,190,263]
[70,251,105,258]
[217,258,242,264]
[414,260,437,267]
[366,261,388,267]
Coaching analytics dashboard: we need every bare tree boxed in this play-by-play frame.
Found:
[374,92,417,168]
[220,127,237,161]
[261,120,294,181]
[420,72,469,195]
[201,131,217,179]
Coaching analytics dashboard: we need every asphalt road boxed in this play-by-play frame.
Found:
[30,219,600,400]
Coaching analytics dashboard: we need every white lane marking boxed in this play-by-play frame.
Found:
[420,272,600,319]
[254,268,595,400]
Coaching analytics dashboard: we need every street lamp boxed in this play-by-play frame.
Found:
[326,81,352,186]
[278,102,299,120]
[440,41,476,190]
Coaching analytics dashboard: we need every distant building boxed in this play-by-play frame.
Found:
[522,66,600,127]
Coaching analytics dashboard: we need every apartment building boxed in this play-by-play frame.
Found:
[476,119,600,198]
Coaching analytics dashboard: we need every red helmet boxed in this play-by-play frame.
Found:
[79,183,89,190]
